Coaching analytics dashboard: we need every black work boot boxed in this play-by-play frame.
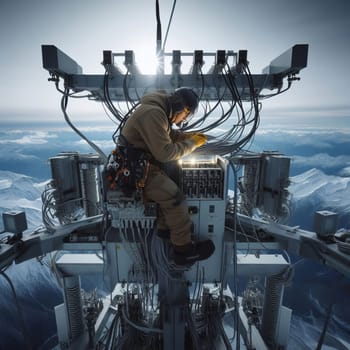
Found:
[157,229,170,240]
[173,240,215,266]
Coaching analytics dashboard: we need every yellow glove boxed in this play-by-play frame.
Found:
[192,132,206,137]
[190,133,207,148]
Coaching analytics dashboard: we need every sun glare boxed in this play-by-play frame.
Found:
[134,47,159,74]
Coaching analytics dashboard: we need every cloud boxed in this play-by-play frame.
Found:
[292,153,350,169]
[74,124,117,133]
[73,139,115,150]
[0,130,58,145]
[253,129,350,152]
[339,167,350,177]
[289,132,345,149]
[0,179,12,190]
[257,127,350,138]
[0,152,40,161]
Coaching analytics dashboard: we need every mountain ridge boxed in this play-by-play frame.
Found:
[289,168,350,229]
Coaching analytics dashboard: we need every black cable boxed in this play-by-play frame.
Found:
[103,71,123,122]
[101,100,120,126]
[60,88,108,162]
[123,69,137,111]
[182,85,225,132]
[155,0,162,54]
[0,271,32,350]
[225,63,260,155]
[185,61,260,158]
[229,162,240,350]
[186,307,202,350]
[315,281,339,350]
[259,76,293,99]
[214,312,232,350]
[162,0,177,52]
[52,74,91,98]
[112,102,140,144]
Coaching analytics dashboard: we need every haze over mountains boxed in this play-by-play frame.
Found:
[289,168,350,230]
[1,165,350,233]
[1,121,350,348]
[1,166,350,349]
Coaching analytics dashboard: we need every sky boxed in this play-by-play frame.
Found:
[1,3,350,346]
[0,0,350,124]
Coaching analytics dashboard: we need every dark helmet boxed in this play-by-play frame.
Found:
[171,87,199,114]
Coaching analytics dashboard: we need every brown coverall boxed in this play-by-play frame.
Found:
[121,92,198,247]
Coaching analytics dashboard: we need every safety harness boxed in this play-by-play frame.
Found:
[105,135,152,197]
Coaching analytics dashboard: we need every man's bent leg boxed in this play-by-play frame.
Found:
[144,170,192,246]
[144,170,215,265]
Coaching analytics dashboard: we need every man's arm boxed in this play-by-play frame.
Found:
[170,129,197,142]
[138,112,197,162]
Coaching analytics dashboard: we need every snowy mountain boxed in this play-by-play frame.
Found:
[0,170,45,230]
[289,168,350,230]
[0,171,61,349]
[1,169,350,349]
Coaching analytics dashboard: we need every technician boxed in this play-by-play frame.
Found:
[120,87,215,265]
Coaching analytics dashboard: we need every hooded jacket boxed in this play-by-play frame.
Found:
[121,92,197,163]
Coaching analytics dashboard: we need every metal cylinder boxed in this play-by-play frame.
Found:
[240,157,261,216]
[260,273,285,348]
[80,155,101,217]
[50,153,82,223]
[63,275,85,340]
